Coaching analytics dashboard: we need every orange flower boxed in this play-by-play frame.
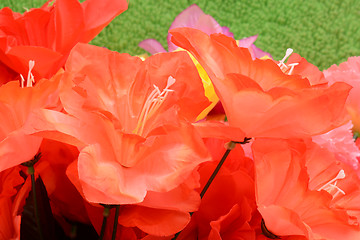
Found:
[253,138,360,240]
[0,0,128,83]
[22,43,214,237]
[170,28,351,138]
[282,52,327,86]
[174,138,256,240]
[26,43,211,209]
[0,64,61,172]
[36,139,91,226]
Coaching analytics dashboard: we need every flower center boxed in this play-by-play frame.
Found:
[20,60,35,88]
[317,169,346,199]
[133,76,176,136]
[277,48,299,75]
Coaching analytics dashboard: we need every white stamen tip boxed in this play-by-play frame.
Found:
[279,48,294,63]
[336,169,346,179]
[285,48,294,57]
[134,77,176,135]
[317,169,346,199]
[29,60,35,70]
[167,76,176,88]
[20,60,36,88]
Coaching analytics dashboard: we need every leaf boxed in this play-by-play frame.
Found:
[20,176,64,240]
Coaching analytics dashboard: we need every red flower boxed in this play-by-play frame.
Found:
[170,28,351,138]
[0,166,24,240]
[25,43,211,236]
[253,138,360,239]
[174,138,256,240]
[36,139,91,225]
[0,0,128,84]
[0,66,61,172]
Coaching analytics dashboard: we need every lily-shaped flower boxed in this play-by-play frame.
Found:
[0,60,62,172]
[253,138,360,240]
[0,0,128,84]
[170,28,351,139]
[26,43,211,205]
[139,5,271,121]
[139,5,273,123]
[24,43,212,236]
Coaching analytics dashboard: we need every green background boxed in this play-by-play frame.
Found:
[2,0,360,70]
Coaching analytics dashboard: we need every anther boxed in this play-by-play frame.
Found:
[278,48,293,67]
[133,76,176,135]
[20,60,35,88]
[318,169,346,198]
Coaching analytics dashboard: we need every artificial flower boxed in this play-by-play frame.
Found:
[0,0,128,84]
[24,43,212,236]
[139,4,271,59]
[0,166,24,240]
[253,138,360,240]
[36,139,91,227]
[0,63,62,172]
[170,27,351,138]
[139,4,271,120]
[139,4,233,55]
[312,121,360,174]
[281,50,326,85]
[173,138,256,240]
[237,35,272,60]
[324,57,360,132]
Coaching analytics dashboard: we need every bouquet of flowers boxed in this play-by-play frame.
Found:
[1,1,360,240]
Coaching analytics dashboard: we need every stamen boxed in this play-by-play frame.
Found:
[277,48,300,75]
[20,60,35,88]
[278,48,293,67]
[133,76,175,135]
[317,169,346,198]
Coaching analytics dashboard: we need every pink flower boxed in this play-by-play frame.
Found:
[139,4,270,59]
[324,57,360,132]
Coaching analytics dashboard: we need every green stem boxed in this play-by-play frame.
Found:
[354,131,360,141]
[99,206,111,240]
[111,205,120,240]
[29,166,44,240]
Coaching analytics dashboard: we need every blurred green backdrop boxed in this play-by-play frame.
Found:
[2,0,360,70]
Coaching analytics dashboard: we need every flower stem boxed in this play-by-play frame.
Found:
[111,205,120,240]
[172,142,234,240]
[99,205,111,240]
[200,145,233,198]
[22,153,43,240]
[171,138,251,240]
[29,165,44,240]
